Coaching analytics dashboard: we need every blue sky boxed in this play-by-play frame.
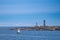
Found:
[0,0,60,26]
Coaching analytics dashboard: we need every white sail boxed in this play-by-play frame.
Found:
[18,29,20,33]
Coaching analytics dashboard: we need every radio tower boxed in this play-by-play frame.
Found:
[35,22,38,27]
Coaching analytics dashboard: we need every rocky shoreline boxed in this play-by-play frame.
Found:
[10,26,60,31]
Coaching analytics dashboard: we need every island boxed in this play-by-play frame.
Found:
[10,20,60,31]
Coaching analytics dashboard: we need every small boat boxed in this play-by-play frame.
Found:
[17,29,20,34]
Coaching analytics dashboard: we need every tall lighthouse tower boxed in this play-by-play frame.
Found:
[43,20,46,27]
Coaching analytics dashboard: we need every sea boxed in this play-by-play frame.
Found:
[0,27,60,40]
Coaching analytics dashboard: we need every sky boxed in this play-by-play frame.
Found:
[0,0,60,26]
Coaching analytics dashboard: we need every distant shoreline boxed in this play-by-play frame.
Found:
[9,26,60,31]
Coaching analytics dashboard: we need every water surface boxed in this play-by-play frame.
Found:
[0,27,60,40]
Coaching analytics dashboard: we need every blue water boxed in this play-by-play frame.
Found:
[0,27,60,40]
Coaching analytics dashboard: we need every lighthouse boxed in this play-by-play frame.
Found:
[43,20,46,27]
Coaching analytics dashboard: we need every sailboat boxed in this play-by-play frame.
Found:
[17,28,20,34]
